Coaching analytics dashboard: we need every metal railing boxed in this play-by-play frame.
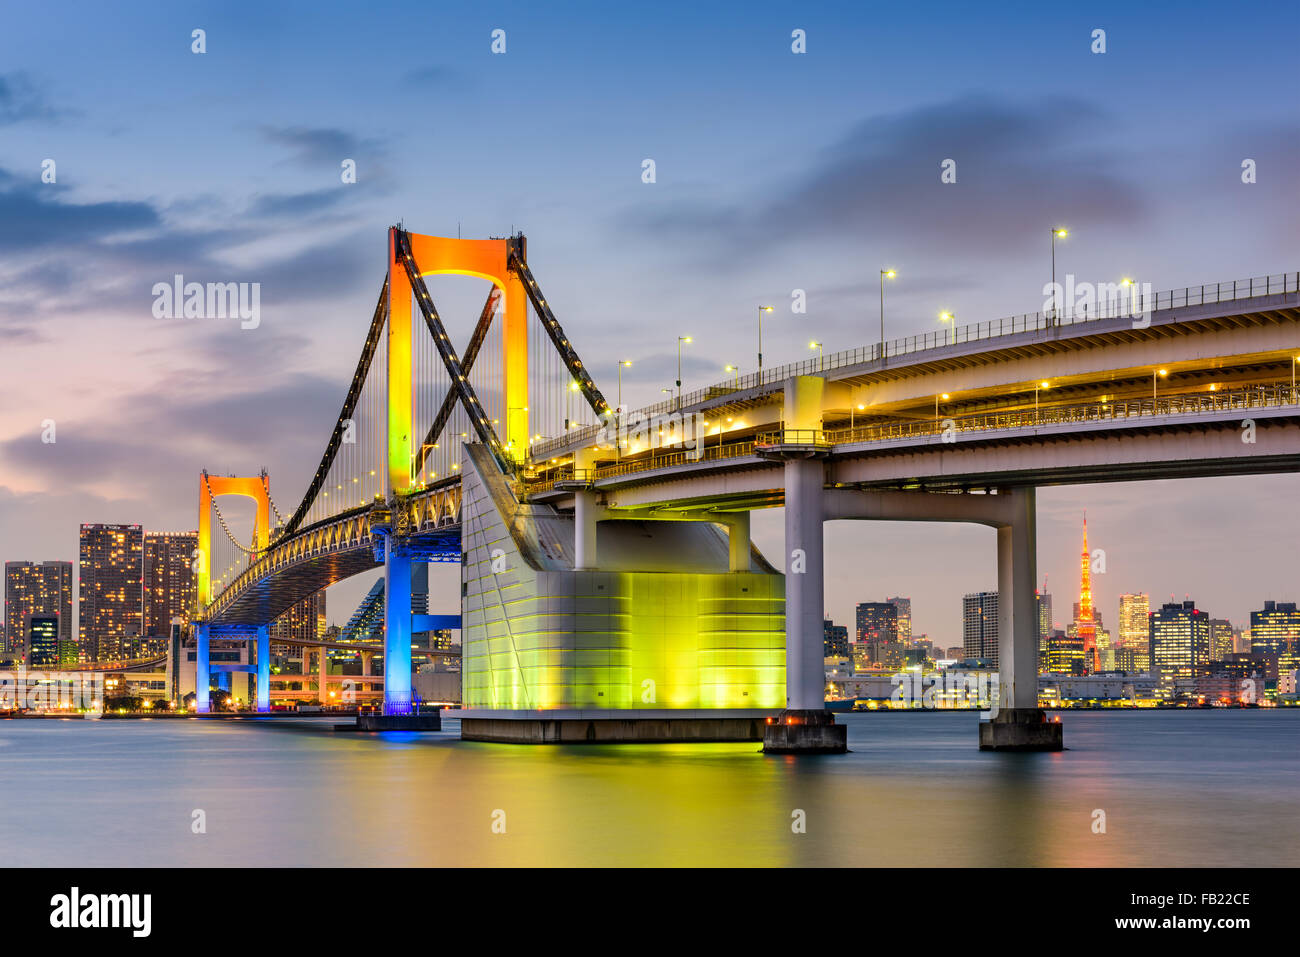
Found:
[523,381,1299,490]
[527,437,760,492]
[754,429,830,448]
[528,270,1298,461]
[824,381,1298,446]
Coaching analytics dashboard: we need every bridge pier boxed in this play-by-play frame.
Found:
[383,542,413,714]
[982,486,1062,750]
[783,457,825,712]
[195,622,210,713]
[256,625,270,713]
[765,454,847,753]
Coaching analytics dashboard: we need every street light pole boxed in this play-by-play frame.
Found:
[1153,368,1167,403]
[676,337,691,411]
[616,360,632,458]
[757,306,773,384]
[1050,227,1068,325]
[1120,277,1136,319]
[810,340,823,372]
[939,311,954,346]
[879,269,896,359]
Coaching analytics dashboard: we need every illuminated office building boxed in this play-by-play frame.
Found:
[1250,601,1300,677]
[962,591,998,665]
[270,592,326,644]
[1095,627,1115,671]
[823,619,849,659]
[27,614,60,669]
[1208,619,1235,662]
[79,524,144,662]
[1046,628,1085,675]
[1195,653,1272,704]
[856,601,900,667]
[1118,593,1149,648]
[270,592,327,667]
[143,531,198,641]
[1036,592,1052,671]
[887,597,912,644]
[1118,593,1151,671]
[1151,598,1210,700]
[4,560,73,658]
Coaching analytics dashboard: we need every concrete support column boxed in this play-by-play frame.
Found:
[574,489,597,571]
[783,457,825,711]
[317,647,328,704]
[255,625,270,713]
[996,487,1039,710]
[727,512,751,572]
[384,541,413,714]
[195,622,210,713]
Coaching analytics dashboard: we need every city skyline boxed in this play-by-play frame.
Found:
[6,500,1294,655]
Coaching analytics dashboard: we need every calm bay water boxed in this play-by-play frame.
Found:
[1,710,1295,867]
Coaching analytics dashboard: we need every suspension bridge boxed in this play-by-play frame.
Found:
[194,226,1300,750]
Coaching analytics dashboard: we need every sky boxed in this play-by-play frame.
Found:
[1,0,1297,648]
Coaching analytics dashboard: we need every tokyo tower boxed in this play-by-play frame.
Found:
[1078,512,1098,673]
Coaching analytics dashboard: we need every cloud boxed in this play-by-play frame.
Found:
[0,181,159,253]
[247,188,352,218]
[0,169,380,329]
[259,125,381,168]
[630,94,1148,259]
[403,65,467,89]
[0,72,64,125]
[0,369,347,501]
[0,324,45,344]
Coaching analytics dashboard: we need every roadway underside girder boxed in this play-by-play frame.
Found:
[206,528,459,628]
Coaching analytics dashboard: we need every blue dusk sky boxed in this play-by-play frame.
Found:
[1,0,1297,646]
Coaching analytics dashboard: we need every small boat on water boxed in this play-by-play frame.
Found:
[824,698,856,712]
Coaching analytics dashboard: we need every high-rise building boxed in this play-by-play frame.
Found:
[1046,628,1085,674]
[27,614,60,669]
[856,602,900,667]
[823,619,849,659]
[887,597,912,645]
[4,560,74,659]
[270,592,327,667]
[143,531,198,641]
[1208,619,1235,662]
[962,591,998,664]
[1075,514,1097,673]
[1151,598,1210,700]
[1196,653,1272,704]
[1250,601,1300,677]
[1118,594,1149,650]
[1095,627,1115,671]
[79,524,144,662]
[1036,592,1052,672]
[270,592,326,644]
